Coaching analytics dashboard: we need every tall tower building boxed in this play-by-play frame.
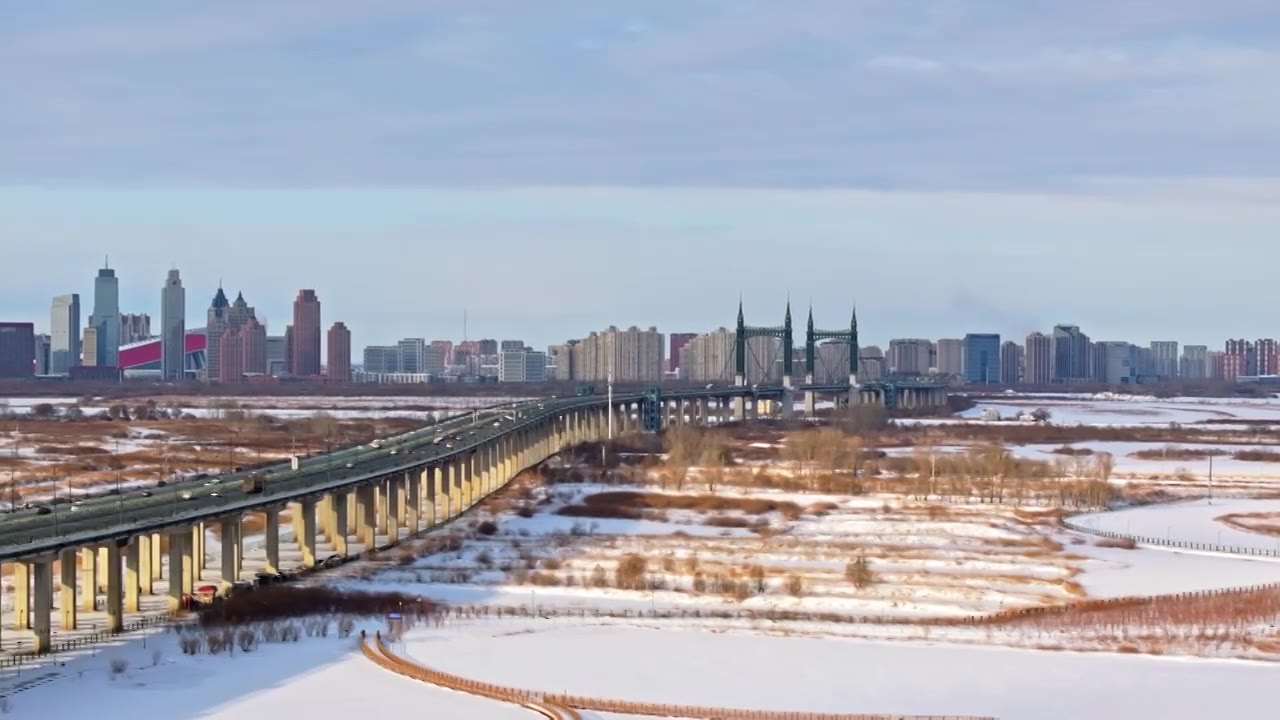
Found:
[0,323,35,379]
[1150,341,1179,379]
[241,318,268,375]
[999,340,1021,385]
[935,338,964,376]
[327,322,352,382]
[89,261,120,366]
[161,269,186,380]
[1024,332,1053,385]
[205,287,231,381]
[963,333,1001,384]
[291,289,322,376]
[1051,325,1091,382]
[50,293,81,374]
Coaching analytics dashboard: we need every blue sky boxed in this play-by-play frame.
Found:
[2,1,1279,351]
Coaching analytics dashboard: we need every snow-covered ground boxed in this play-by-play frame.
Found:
[1074,497,1280,553]
[953,395,1280,427]
[0,394,532,419]
[408,623,1275,720]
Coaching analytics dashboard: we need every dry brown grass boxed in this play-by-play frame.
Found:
[556,491,801,520]
[1130,446,1226,461]
[1094,536,1138,550]
[1216,512,1280,539]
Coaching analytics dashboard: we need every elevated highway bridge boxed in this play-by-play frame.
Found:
[0,381,944,653]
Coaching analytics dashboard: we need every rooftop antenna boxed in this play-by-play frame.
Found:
[463,307,468,342]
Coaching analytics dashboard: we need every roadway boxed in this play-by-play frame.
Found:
[0,382,909,562]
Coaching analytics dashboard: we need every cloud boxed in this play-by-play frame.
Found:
[0,1,1277,190]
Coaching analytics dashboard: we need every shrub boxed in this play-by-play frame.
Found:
[845,556,876,589]
[614,554,648,590]
[1095,536,1137,550]
[785,574,805,598]
[704,515,750,528]
[237,629,258,652]
[109,658,129,678]
[541,557,563,570]
[516,505,536,518]
[590,565,609,588]
[476,520,499,536]
[476,549,494,566]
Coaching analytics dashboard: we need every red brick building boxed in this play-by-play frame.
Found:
[327,322,352,382]
[291,290,322,377]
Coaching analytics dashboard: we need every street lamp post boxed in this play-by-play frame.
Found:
[115,438,124,523]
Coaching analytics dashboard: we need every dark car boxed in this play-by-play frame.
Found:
[35,506,52,515]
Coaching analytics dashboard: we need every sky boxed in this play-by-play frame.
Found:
[2,1,1279,352]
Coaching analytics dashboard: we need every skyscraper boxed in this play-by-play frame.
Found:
[291,289,322,376]
[205,287,231,381]
[161,269,185,380]
[999,341,1021,385]
[935,338,964,376]
[119,314,152,344]
[327,322,352,382]
[397,338,426,374]
[963,333,1001,384]
[1150,341,1179,379]
[668,333,697,374]
[1180,345,1208,379]
[218,327,245,383]
[1052,325,1091,382]
[1024,332,1053,385]
[89,261,120,366]
[50,294,81,374]
[241,318,268,375]
[0,323,35,379]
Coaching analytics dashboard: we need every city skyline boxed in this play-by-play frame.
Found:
[3,2,1279,351]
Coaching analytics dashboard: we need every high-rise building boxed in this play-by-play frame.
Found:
[291,289,322,376]
[1096,342,1137,385]
[1257,339,1279,376]
[327,322,352,382]
[33,333,50,375]
[963,333,1001,384]
[204,287,231,380]
[89,262,120,367]
[1024,332,1053,385]
[1180,345,1208,379]
[363,345,400,374]
[498,350,547,382]
[679,329,735,383]
[999,341,1021,385]
[0,323,35,379]
[1224,339,1255,379]
[218,327,245,383]
[1207,350,1226,380]
[569,326,664,383]
[119,314,152,345]
[477,339,498,355]
[429,340,454,367]
[1052,325,1091,382]
[424,344,448,375]
[1150,341,1179,379]
[266,335,288,375]
[284,325,294,375]
[935,338,964,376]
[81,326,99,366]
[397,338,426,374]
[548,342,576,381]
[50,294,81,374]
[161,269,185,380]
[240,318,267,375]
[669,333,697,374]
[887,339,933,374]
[499,340,525,353]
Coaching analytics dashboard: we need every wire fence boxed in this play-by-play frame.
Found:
[1062,518,1280,558]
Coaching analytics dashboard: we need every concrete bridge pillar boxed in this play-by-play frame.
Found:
[358,485,377,548]
[420,469,435,526]
[220,516,242,587]
[59,548,77,630]
[398,472,411,527]
[433,466,446,523]
[386,477,402,541]
[446,463,460,519]
[150,532,162,583]
[328,491,349,555]
[297,499,317,567]
[79,547,97,611]
[404,475,420,535]
[782,376,795,419]
[104,542,123,633]
[479,444,492,497]
[97,546,108,593]
[13,561,30,629]
[31,558,52,653]
[848,373,859,407]
[167,529,194,610]
[192,523,206,576]
[124,539,141,612]
[264,508,280,574]
[138,533,153,596]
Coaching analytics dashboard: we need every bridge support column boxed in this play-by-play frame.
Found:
[150,532,162,583]
[166,530,191,610]
[332,492,349,555]
[192,524,206,578]
[358,485,377,548]
[804,391,816,416]
[297,499,317,567]
[12,561,30,629]
[447,462,461,518]
[124,539,141,613]
[264,508,280,574]
[782,375,795,419]
[220,516,241,587]
[398,472,411,527]
[59,548,77,630]
[138,534,153,595]
[848,373,859,407]
[428,467,442,525]
[404,476,420,535]
[433,467,446,524]
[386,477,402,541]
[104,542,123,633]
[31,558,52,653]
[479,445,492,497]
[459,456,472,510]
[97,546,109,593]
[79,547,97,611]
